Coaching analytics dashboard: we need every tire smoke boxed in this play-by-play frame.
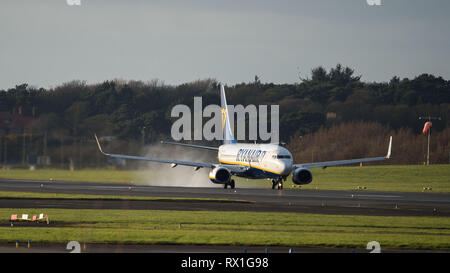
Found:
[134,143,221,188]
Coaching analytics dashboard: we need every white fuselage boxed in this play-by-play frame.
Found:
[218,143,293,179]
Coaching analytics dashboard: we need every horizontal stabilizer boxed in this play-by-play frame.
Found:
[160,141,218,151]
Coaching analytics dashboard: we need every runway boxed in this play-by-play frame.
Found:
[1,179,450,217]
[2,243,445,253]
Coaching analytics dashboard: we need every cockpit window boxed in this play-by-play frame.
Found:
[276,155,291,159]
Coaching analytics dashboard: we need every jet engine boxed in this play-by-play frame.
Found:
[209,167,231,184]
[292,168,313,185]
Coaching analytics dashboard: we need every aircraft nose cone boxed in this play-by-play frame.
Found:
[279,161,292,175]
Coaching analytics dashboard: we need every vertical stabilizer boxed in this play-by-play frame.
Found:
[220,84,236,144]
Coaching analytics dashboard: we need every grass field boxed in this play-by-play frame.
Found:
[1,208,449,250]
[0,164,449,251]
[0,165,449,192]
[0,168,137,184]
[285,164,450,193]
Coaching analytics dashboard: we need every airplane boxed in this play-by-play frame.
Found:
[94,84,392,190]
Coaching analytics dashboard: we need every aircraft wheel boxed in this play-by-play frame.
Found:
[271,180,276,190]
[230,180,235,189]
[224,183,228,189]
[277,181,283,190]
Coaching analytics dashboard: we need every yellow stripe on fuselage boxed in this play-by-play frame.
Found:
[219,160,281,175]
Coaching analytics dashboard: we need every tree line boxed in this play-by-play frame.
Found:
[0,64,448,167]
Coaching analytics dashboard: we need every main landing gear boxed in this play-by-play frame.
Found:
[224,179,235,189]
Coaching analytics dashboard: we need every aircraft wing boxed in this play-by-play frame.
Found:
[95,135,214,169]
[294,136,392,169]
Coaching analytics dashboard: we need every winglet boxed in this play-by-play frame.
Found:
[94,134,104,154]
[386,136,392,159]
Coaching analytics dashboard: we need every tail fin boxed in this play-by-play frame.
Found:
[220,84,236,144]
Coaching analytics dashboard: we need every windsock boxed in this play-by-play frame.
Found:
[422,121,432,135]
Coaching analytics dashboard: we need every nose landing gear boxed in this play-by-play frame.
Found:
[271,178,283,190]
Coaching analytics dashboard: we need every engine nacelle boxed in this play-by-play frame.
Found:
[292,168,313,185]
[209,167,231,184]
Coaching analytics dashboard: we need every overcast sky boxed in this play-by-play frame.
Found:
[1,0,449,89]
